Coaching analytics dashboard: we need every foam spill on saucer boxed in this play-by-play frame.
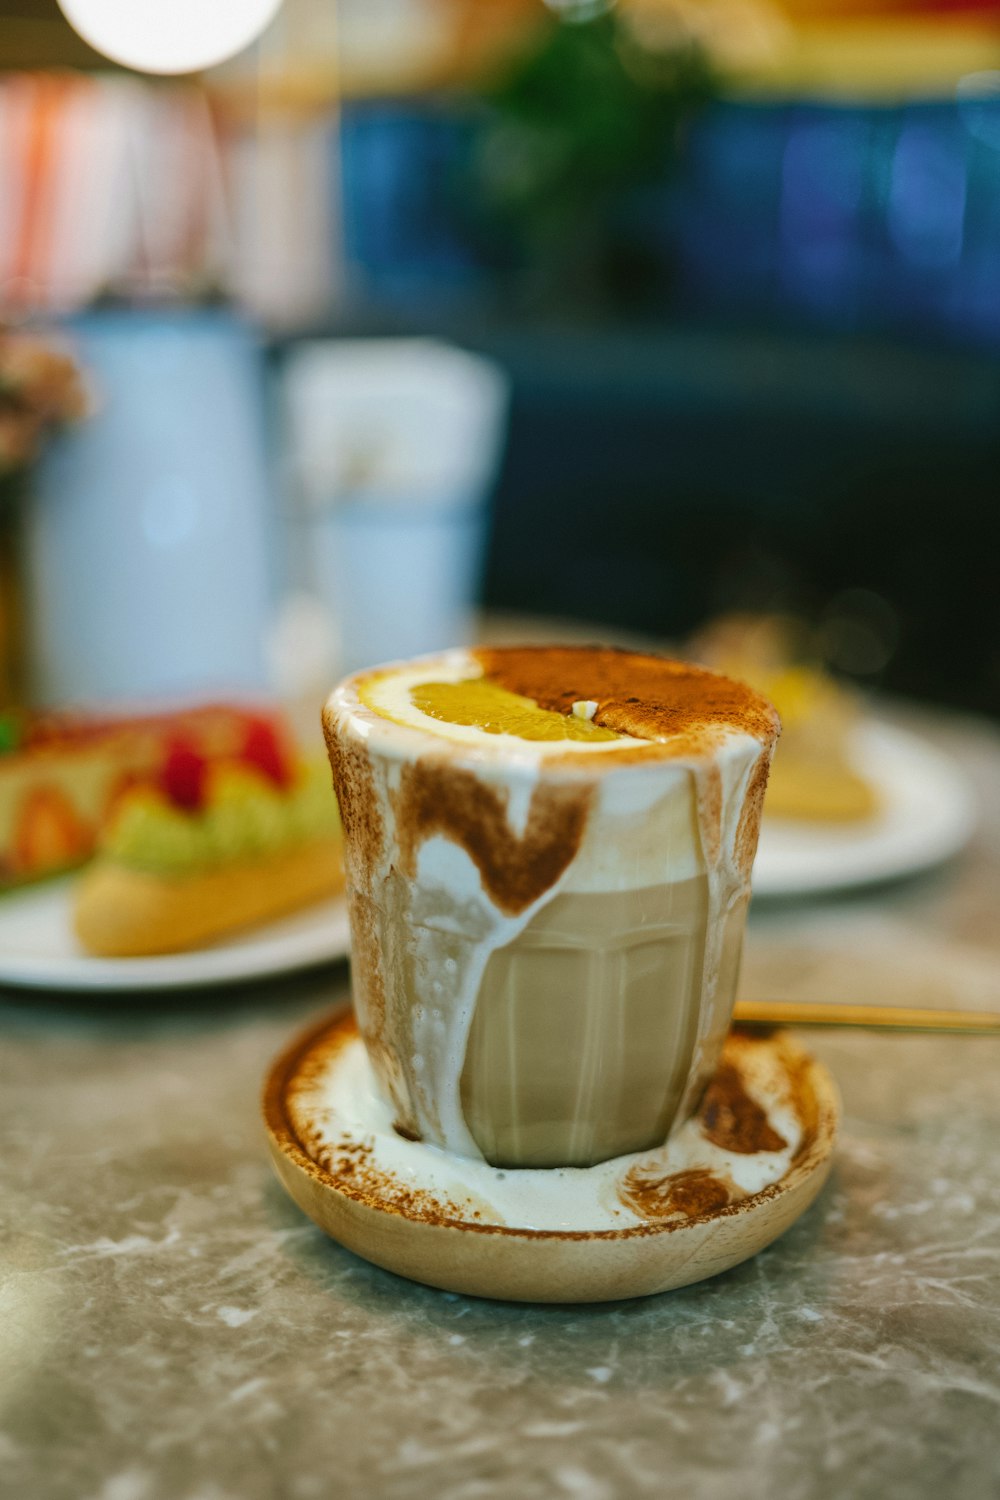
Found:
[286,1024,802,1234]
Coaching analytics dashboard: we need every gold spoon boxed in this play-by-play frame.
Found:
[734,1000,1000,1035]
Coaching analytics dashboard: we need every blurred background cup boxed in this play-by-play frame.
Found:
[23,308,275,707]
[282,339,509,677]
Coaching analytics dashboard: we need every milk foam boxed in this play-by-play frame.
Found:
[300,1032,801,1233]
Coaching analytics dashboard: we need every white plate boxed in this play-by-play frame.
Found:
[753,722,976,898]
[0,881,350,993]
[0,722,973,988]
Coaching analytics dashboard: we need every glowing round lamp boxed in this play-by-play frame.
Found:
[56,0,283,75]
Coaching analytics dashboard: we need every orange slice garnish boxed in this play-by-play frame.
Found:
[409,679,621,743]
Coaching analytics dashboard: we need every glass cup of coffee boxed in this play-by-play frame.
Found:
[323,645,779,1169]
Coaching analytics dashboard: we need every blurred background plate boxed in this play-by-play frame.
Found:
[0,881,350,992]
[753,722,976,898]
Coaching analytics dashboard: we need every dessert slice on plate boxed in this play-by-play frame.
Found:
[0,704,303,889]
[74,716,343,957]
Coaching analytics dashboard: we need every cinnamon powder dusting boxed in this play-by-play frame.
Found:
[313,1136,479,1227]
[323,723,384,881]
[699,1061,788,1155]
[322,720,393,1101]
[735,751,773,878]
[781,1047,821,1165]
[279,1017,478,1229]
[619,1164,737,1222]
[695,761,723,868]
[393,762,593,917]
[475,645,780,750]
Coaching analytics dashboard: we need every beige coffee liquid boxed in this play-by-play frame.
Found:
[459,879,746,1167]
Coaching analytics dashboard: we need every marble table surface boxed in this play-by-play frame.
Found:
[2,703,999,1500]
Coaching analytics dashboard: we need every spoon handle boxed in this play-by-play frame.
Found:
[734,1000,1000,1034]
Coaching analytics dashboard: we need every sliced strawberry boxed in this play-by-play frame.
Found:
[160,740,209,811]
[240,717,293,788]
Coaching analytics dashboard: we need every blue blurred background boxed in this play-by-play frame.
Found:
[1,0,999,714]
